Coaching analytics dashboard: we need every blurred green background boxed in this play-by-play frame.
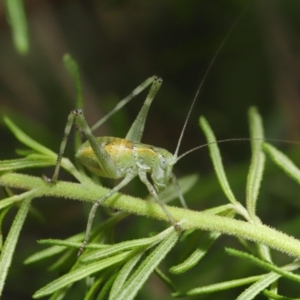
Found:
[1,0,300,299]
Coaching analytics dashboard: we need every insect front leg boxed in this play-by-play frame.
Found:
[50,108,112,182]
[78,173,135,256]
[138,171,182,231]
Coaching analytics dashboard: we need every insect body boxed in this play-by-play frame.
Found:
[51,76,185,255]
[76,137,175,190]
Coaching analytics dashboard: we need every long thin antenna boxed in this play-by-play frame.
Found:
[176,137,300,162]
[174,8,248,158]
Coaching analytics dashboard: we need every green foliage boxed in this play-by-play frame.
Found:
[2,2,300,298]
[1,104,300,298]
[3,0,29,54]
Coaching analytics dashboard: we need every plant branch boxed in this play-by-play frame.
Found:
[1,172,300,258]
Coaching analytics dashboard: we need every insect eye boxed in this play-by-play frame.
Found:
[160,156,166,169]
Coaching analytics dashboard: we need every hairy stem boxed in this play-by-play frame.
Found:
[1,172,300,258]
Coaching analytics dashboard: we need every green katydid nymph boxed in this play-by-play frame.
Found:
[47,10,249,256]
[49,75,192,256]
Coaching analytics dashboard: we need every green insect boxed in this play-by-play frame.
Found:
[49,9,246,256]
[50,75,193,255]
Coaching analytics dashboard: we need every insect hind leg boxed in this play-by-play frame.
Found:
[126,76,162,143]
[91,76,160,133]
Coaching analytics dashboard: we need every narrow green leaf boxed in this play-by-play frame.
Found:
[48,289,68,300]
[4,117,55,157]
[199,116,238,205]
[82,231,166,263]
[237,261,300,300]
[97,272,118,300]
[172,274,264,297]
[116,229,179,300]
[109,253,143,299]
[171,210,235,274]
[170,231,220,274]
[248,107,264,153]
[245,108,271,270]
[0,156,55,172]
[63,54,83,153]
[3,117,93,183]
[84,276,105,300]
[24,233,99,264]
[155,268,176,292]
[263,289,300,300]
[204,203,235,215]
[226,248,300,283]
[25,243,77,265]
[82,240,149,263]
[33,251,129,299]
[84,226,175,266]
[63,54,83,110]
[0,195,33,296]
[263,143,300,185]
[25,212,128,265]
[37,238,108,249]
[47,249,75,272]
[0,207,11,250]
[238,272,281,300]
[246,107,265,219]
[0,190,35,211]
[3,0,29,54]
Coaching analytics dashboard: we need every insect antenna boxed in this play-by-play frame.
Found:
[174,8,247,159]
[177,137,300,162]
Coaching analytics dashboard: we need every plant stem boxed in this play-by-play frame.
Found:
[1,172,300,258]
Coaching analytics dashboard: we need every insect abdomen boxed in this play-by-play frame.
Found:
[76,137,158,178]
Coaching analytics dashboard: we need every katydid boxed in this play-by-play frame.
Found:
[50,75,189,255]
[49,10,248,256]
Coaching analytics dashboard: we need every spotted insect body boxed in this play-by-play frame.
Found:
[76,136,176,191]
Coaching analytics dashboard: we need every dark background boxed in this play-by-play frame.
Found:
[1,0,300,299]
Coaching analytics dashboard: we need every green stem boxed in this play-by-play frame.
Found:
[1,172,300,258]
